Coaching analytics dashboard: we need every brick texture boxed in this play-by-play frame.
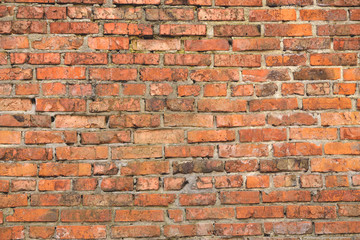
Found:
[0,0,360,238]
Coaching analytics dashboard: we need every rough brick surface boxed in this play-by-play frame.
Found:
[0,0,360,238]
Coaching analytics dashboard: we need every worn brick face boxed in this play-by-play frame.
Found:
[0,0,359,238]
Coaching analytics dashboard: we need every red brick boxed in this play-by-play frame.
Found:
[6,209,58,222]
[121,161,169,175]
[89,98,140,112]
[239,128,286,142]
[43,82,67,96]
[284,38,331,50]
[31,194,81,206]
[263,190,311,202]
[56,146,108,160]
[250,9,296,21]
[273,175,297,187]
[55,115,106,128]
[0,147,52,161]
[215,54,261,67]
[214,223,262,236]
[282,83,305,96]
[36,98,86,112]
[56,226,106,239]
[249,98,298,111]
[273,142,322,157]
[290,128,337,140]
[199,8,244,20]
[178,85,201,96]
[134,193,175,206]
[115,209,164,222]
[15,83,39,95]
[112,145,162,159]
[265,24,312,36]
[83,194,132,207]
[341,128,360,140]
[140,68,187,81]
[133,39,180,51]
[214,25,261,37]
[186,207,234,220]
[318,24,360,36]
[315,190,360,202]
[311,158,360,172]
[0,194,27,208]
[339,204,360,216]
[188,130,235,143]
[100,177,133,191]
[111,226,160,238]
[32,36,83,50]
[64,52,107,65]
[324,142,360,155]
[343,69,360,81]
[191,69,239,82]
[225,160,258,172]
[326,175,349,187]
[165,54,211,66]
[264,221,312,235]
[231,84,254,96]
[300,9,347,21]
[236,206,284,218]
[114,0,160,3]
[136,177,159,191]
[11,180,36,191]
[93,7,141,19]
[112,53,159,65]
[220,191,260,204]
[0,180,9,193]
[39,179,71,191]
[266,54,306,66]
[37,67,85,80]
[268,112,317,126]
[29,226,55,239]
[164,177,186,190]
[300,174,323,188]
[246,175,270,188]
[0,226,25,240]
[88,37,129,50]
[0,36,29,49]
[50,22,98,34]
[216,0,262,6]
[81,131,130,144]
[185,39,229,51]
[315,221,360,234]
[0,163,37,176]
[217,114,265,127]
[39,163,91,176]
[267,0,313,6]
[61,209,111,222]
[219,144,268,157]
[310,53,357,66]
[160,24,206,36]
[104,23,152,35]
[334,83,356,95]
[123,84,146,95]
[179,193,216,206]
[198,99,246,112]
[242,69,290,82]
[215,175,243,188]
[164,224,214,237]
[146,8,194,20]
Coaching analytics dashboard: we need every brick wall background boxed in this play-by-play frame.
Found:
[1,0,360,239]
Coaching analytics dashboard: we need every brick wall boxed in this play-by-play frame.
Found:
[1,0,360,239]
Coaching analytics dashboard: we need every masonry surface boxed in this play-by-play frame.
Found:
[1,0,360,239]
